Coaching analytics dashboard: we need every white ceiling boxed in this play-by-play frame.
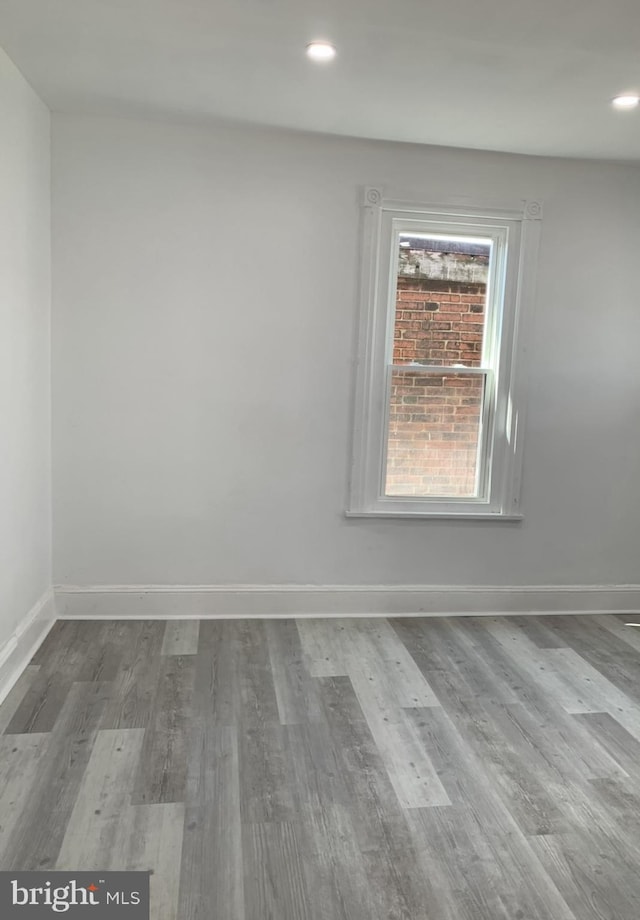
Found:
[2,0,640,161]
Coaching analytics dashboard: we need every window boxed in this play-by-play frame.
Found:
[348,189,542,519]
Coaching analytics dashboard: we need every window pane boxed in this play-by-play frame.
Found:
[385,369,486,498]
[393,233,491,368]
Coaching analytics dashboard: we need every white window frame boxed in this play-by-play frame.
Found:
[347,188,542,520]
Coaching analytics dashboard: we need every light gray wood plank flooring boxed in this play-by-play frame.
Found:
[3,614,640,918]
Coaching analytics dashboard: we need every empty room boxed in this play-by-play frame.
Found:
[2,1,640,917]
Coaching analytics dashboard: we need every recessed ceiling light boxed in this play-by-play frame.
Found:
[306,41,337,62]
[612,94,640,109]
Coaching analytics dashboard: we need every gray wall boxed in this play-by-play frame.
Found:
[0,48,51,639]
[52,113,640,587]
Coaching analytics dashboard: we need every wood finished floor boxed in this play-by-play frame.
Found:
[2,615,640,919]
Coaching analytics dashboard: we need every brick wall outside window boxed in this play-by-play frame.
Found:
[386,277,487,497]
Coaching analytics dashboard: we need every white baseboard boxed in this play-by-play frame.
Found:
[53,583,640,619]
[0,587,55,706]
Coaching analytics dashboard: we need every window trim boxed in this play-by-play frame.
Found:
[347,188,542,520]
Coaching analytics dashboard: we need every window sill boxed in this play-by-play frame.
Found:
[345,510,523,521]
